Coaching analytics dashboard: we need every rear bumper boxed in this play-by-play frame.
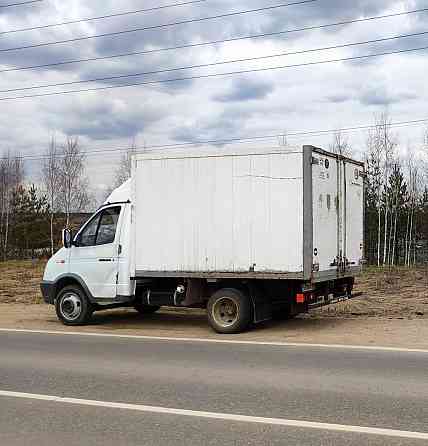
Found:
[40,281,55,304]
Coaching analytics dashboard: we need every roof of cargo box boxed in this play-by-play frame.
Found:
[132,145,303,161]
[131,145,364,167]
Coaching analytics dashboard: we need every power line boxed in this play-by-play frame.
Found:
[0,0,317,53]
[2,7,426,74]
[3,30,428,94]
[0,0,41,7]
[0,0,208,35]
[4,118,428,162]
[1,44,427,101]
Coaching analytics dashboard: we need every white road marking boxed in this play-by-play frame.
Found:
[0,390,427,440]
[0,327,427,354]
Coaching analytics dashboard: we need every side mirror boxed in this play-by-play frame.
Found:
[62,229,73,249]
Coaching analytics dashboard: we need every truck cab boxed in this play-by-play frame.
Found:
[41,181,134,324]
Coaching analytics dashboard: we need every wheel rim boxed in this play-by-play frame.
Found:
[212,297,239,328]
[60,293,82,321]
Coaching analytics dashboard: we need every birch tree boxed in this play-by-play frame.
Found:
[278,130,288,147]
[377,112,397,265]
[405,155,419,266]
[41,137,61,255]
[330,130,352,157]
[0,152,24,260]
[113,139,138,189]
[386,162,407,265]
[365,128,383,266]
[58,137,92,227]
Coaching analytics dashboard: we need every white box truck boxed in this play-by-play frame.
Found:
[41,145,364,333]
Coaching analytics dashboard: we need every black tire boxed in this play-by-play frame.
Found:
[134,303,161,315]
[207,288,253,334]
[55,285,93,326]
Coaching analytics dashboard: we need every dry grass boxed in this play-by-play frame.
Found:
[0,260,46,304]
[312,266,428,319]
[0,261,427,319]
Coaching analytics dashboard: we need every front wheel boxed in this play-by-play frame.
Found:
[55,285,93,326]
[207,288,253,334]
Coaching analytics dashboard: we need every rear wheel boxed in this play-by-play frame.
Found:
[207,288,253,334]
[55,285,93,326]
[134,303,161,315]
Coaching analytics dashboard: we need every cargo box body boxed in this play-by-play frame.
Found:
[131,145,364,281]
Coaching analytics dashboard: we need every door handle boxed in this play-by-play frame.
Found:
[98,258,113,262]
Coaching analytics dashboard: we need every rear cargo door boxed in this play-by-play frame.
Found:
[344,161,364,267]
[312,152,339,272]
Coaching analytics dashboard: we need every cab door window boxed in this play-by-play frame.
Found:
[77,207,121,247]
[97,207,121,245]
[79,214,101,247]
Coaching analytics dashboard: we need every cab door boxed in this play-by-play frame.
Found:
[69,206,122,299]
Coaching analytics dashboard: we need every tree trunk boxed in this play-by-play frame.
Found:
[387,206,393,265]
[404,210,410,266]
[413,219,417,266]
[377,206,381,266]
[50,212,54,256]
[3,204,9,261]
[407,208,414,266]
[391,211,398,266]
[383,207,388,265]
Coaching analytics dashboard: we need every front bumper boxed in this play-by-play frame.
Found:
[40,281,55,304]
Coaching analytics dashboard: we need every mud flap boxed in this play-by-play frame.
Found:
[249,285,272,323]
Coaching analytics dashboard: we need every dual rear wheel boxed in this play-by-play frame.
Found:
[207,288,253,334]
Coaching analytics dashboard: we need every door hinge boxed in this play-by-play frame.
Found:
[118,244,122,255]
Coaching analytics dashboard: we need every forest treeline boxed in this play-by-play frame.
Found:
[1,115,428,264]
[363,113,428,266]
[0,137,92,259]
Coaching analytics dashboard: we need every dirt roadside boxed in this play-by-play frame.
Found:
[1,304,428,350]
[0,261,427,349]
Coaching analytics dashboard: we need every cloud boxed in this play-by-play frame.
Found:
[358,85,417,106]
[40,95,164,140]
[213,77,274,102]
[325,93,352,104]
[0,0,426,203]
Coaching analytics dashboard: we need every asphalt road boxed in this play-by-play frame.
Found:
[0,330,427,445]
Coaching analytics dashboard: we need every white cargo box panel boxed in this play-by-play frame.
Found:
[311,148,364,279]
[132,148,305,275]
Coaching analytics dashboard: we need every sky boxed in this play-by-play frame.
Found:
[0,0,427,203]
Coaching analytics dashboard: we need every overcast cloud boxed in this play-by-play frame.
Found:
[0,0,427,201]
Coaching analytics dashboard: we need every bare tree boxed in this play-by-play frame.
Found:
[366,128,383,266]
[367,111,396,265]
[330,129,352,157]
[405,153,419,266]
[58,137,92,227]
[278,130,288,148]
[41,137,61,255]
[113,138,138,189]
[423,125,428,180]
[0,151,24,260]
[379,112,397,265]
